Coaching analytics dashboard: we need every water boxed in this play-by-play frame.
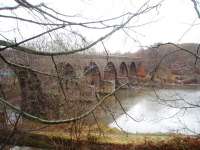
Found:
[110,88,200,135]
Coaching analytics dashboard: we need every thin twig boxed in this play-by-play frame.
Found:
[0,114,21,150]
[0,80,134,125]
[51,56,68,102]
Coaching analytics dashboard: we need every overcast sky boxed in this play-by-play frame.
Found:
[1,0,200,53]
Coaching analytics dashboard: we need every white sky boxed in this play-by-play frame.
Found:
[1,0,200,53]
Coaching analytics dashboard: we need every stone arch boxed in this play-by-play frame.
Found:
[104,62,117,81]
[84,61,101,86]
[82,62,101,96]
[119,62,128,77]
[129,62,137,77]
[57,63,76,90]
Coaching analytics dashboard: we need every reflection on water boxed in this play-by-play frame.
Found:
[110,88,200,134]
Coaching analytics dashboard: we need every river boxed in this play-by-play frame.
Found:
[110,87,200,135]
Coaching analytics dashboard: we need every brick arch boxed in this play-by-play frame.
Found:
[129,62,137,77]
[119,62,128,77]
[137,62,146,78]
[104,62,117,81]
[84,61,101,86]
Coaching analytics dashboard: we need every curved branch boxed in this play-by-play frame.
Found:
[0,5,159,56]
[0,25,65,51]
[0,5,20,11]
[150,43,200,80]
[0,80,131,125]
[0,54,59,78]
[191,0,200,18]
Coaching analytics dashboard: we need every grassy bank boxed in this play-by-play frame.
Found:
[1,124,200,150]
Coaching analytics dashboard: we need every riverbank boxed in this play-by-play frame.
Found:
[135,82,200,90]
[2,127,200,150]
[4,85,200,149]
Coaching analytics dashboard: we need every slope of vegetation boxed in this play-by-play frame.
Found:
[1,125,200,150]
[126,43,200,85]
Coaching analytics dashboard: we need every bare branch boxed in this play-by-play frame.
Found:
[0,114,21,150]
[0,5,20,11]
[0,79,133,124]
[0,25,65,51]
[150,42,200,80]
[191,0,200,18]
[0,54,59,78]
[51,56,68,102]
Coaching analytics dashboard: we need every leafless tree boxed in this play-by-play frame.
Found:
[0,0,164,148]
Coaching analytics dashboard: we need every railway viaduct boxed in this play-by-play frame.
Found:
[52,54,145,92]
[1,51,146,118]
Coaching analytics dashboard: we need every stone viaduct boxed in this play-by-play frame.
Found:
[1,51,146,118]
[53,54,145,92]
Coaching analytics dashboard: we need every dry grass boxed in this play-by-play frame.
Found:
[2,122,200,150]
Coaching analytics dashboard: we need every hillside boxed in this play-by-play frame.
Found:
[128,43,200,84]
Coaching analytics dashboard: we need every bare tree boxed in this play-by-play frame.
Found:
[0,0,163,148]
